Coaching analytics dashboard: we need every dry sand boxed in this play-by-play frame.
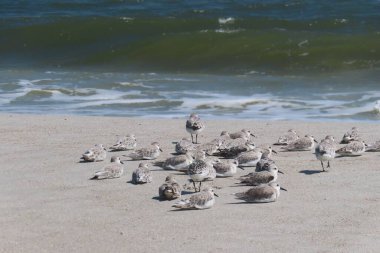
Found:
[0,113,379,253]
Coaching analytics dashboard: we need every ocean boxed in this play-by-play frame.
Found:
[1,0,380,121]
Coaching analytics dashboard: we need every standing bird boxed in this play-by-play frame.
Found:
[126,142,162,160]
[274,129,299,145]
[340,127,360,144]
[132,163,152,184]
[186,113,205,144]
[81,144,107,162]
[188,159,216,192]
[109,134,137,151]
[281,135,318,151]
[315,135,336,172]
[234,182,286,203]
[172,187,217,210]
[336,140,366,157]
[90,156,124,180]
[159,175,182,200]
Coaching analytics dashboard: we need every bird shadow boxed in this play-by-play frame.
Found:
[226,202,270,205]
[299,169,324,175]
[77,160,101,163]
[108,150,123,153]
[181,190,196,195]
[152,196,166,202]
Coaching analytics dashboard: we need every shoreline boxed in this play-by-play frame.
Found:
[0,113,379,252]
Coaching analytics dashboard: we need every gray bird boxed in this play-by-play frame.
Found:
[239,166,282,186]
[159,175,182,200]
[315,135,336,172]
[90,156,124,180]
[186,113,205,144]
[235,182,287,203]
[132,163,152,184]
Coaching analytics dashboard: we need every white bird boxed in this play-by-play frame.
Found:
[281,135,317,151]
[237,149,263,167]
[81,144,107,162]
[160,153,194,172]
[336,140,366,157]
[188,158,216,192]
[315,135,336,172]
[90,156,124,180]
[159,175,182,200]
[255,158,277,172]
[213,159,239,177]
[239,166,282,186]
[175,137,196,154]
[218,138,256,158]
[186,113,205,144]
[274,129,299,145]
[256,144,277,159]
[126,142,162,160]
[109,134,137,151]
[172,187,217,210]
[132,163,152,184]
[340,127,360,144]
[229,129,255,140]
[366,140,380,152]
[235,182,286,203]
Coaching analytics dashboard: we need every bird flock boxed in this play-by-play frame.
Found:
[80,114,379,210]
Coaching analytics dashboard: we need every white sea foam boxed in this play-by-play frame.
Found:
[218,17,235,25]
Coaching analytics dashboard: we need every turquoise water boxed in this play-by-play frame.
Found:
[1,1,380,120]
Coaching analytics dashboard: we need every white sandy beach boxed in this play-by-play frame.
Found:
[0,113,379,253]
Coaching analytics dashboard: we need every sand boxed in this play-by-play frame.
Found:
[0,113,379,253]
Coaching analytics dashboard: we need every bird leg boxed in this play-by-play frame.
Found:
[327,161,331,168]
[199,181,202,192]
[191,134,194,144]
[192,180,197,192]
[320,161,325,172]
[195,134,198,144]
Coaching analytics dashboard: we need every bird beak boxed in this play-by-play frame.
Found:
[159,148,163,152]
[314,139,318,143]
[250,133,256,137]
[214,193,219,197]
[278,170,284,174]
[272,150,278,154]
[120,161,124,164]
[280,187,287,191]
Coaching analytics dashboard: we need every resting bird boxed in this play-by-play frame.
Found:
[159,175,182,200]
[126,142,162,160]
[81,144,107,162]
[109,134,137,151]
[132,163,152,184]
[235,182,287,203]
[172,187,217,210]
[90,156,124,180]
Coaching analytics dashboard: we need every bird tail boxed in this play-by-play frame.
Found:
[172,199,191,209]
[90,171,108,180]
[234,192,246,199]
